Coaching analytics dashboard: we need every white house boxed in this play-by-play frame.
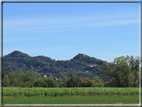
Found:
[86,71,89,73]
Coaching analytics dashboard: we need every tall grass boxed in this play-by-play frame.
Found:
[3,87,139,97]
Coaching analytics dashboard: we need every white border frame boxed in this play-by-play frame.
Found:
[0,0,141,107]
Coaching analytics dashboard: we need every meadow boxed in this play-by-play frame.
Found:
[3,87,139,104]
[3,87,139,97]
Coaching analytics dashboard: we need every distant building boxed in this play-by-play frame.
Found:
[86,71,89,73]
[79,53,86,56]
[89,64,97,67]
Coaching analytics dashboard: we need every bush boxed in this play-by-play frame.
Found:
[66,76,82,87]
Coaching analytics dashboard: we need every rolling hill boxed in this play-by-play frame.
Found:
[3,50,107,79]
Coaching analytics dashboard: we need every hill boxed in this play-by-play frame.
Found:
[3,51,107,80]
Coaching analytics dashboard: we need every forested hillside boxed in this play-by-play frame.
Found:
[2,51,139,87]
[3,51,106,80]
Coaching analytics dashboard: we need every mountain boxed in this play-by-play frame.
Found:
[5,50,30,58]
[3,51,107,79]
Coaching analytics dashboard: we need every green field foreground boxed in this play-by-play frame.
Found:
[3,87,139,104]
[3,87,139,97]
[3,97,139,104]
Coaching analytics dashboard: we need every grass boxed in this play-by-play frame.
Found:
[3,87,139,97]
[3,87,139,104]
[3,96,139,104]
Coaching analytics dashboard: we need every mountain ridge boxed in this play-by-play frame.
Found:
[4,50,30,58]
[3,50,107,79]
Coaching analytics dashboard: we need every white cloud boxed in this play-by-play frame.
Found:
[3,11,139,34]
[3,38,41,42]
[31,45,79,51]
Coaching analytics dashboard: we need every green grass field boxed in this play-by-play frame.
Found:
[3,87,139,97]
[3,87,139,104]
[3,97,139,104]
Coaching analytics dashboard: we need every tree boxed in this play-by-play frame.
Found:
[12,78,19,87]
[94,79,104,87]
[99,55,139,87]
[128,56,139,87]
[24,71,37,86]
[57,76,69,87]
[57,77,64,87]
[128,72,135,86]
[14,71,25,87]
[81,78,95,87]
[44,78,58,88]
[33,77,48,87]
[8,72,17,87]
[2,68,12,79]
[2,74,10,87]
[66,76,82,87]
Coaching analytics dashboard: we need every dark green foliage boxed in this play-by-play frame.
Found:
[3,51,106,80]
[2,74,10,87]
[57,76,69,87]
[24,71,37,84]
[2,70,58,88]
[2,68,12,79]
[66,76,82,87]
[44,78,58,88]
[3,51,139,88]
[5,50,30,57]
[99,55,139,87]
[3,97,139,104]
[33,77,48,87]
[71,53,104,65]
[2,70,37,87]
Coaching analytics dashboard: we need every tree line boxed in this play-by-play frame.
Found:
[2,70,104,87]
[2,55,140,87]
[99,55,139,87]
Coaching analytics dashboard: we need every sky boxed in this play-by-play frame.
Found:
[3,3,139,62]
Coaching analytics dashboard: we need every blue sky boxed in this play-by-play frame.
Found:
[3,3,139,62]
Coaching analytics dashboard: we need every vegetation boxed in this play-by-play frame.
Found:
[81,78,95,87]
[2,70,103,88]
[66,76,82,87]
[2,51,140,104]
[2,70,59,88]
[3,51,105,80]
[3,87,139,97]
[3,97,139,104]
[99,55,139,87]
[2,51,139,88]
